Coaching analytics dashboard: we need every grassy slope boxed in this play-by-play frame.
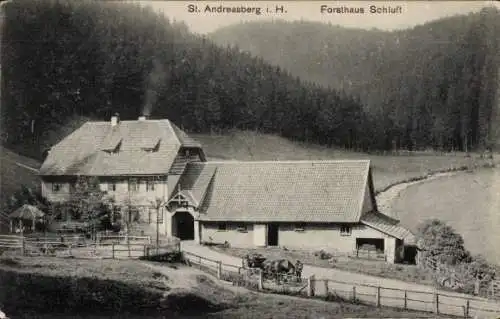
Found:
[392,168,500,265]
[192,130,483,192]
[0,146,40,212]
[0,256,451,318]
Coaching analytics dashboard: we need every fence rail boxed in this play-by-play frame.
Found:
[0,234,180,259]
[181,250,500,318]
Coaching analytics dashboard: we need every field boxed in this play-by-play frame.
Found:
[0,256,452,318]
[194,130,487,193]
[392,167,500,266]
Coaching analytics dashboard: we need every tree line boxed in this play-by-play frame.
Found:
[210,9,500,152]
[2,0,368,160]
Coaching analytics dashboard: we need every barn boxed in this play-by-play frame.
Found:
[167,160,415,264]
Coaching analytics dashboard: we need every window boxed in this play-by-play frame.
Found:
[108,182,117,192]
[294,223,306,232]
[218,223,227,231]
[128,178,139,192]
[236,223,247,232]
[340,225,352,236]
[146,179,155,191]
[52,183,62,192]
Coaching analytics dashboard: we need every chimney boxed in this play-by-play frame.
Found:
[111,113,120,126]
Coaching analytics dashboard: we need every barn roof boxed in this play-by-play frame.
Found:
[192,160,373,223]
[39,119,203,176]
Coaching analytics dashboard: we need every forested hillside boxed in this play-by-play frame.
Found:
[210,9,500,152]
[1,0,367,160]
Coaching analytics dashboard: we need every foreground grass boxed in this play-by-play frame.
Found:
[0,256,453,318]
[212,246,436,287]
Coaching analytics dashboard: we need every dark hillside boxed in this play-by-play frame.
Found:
[210,8,500,151]
[1,0,366,161]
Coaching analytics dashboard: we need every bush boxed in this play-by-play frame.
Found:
[416,219,470,265]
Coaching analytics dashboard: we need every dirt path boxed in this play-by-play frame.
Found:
[181,241,500,318]
[375,172,459,219]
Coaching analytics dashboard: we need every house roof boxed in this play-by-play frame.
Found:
[360,211,416,243]
[39,119,203,176]
[196,160,372,223]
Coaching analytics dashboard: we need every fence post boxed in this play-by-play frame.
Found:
[217,261,222,279]
[143,244,147,257]
[465,300,470,319]
[474,280,480,295]
[434,293,439,314]
[307,275,315,297]
[112,243,115,259]
[352,286,356,302]
[128,241,131,258]
[324,280,329,296]
[404,290,407,310]
[21,235,25,256]
[198,256,202,269]
[375,286,381,307]
[258,269,264,290]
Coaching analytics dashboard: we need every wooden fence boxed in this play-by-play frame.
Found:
[0,234,180,260]
[181,250,500,318]
[420,255,500,300]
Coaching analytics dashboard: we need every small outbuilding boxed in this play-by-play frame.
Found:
[8,204,45,233]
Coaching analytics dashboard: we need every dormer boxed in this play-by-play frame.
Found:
[102,138,122,154]
[142,139,161,153]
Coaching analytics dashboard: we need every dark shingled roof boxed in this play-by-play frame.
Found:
[193,160,373,223]
[39,119,203,176]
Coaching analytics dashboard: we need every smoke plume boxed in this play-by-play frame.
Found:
[143,59,167,117]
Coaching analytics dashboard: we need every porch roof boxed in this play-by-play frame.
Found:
[360,211,416,243]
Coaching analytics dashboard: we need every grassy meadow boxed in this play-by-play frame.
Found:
[192,130,488,192]
[392,168,500,266]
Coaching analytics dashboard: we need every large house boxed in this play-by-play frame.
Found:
[39,116,415,263]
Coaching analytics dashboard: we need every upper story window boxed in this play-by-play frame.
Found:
[52,183,62,192]
[340,225,352,236]
[128,178,139,192]
[146,179,155,191]
[294,223,306,232]
[236,223,247,232]
[108,182,117,192]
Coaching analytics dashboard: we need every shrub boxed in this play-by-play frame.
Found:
[416,219,470,266]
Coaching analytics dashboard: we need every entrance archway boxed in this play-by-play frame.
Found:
[172,211,194,240]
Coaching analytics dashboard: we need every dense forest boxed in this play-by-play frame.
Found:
[1,0,366,160]
[210,10,500,152]
[1,1,499,160]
